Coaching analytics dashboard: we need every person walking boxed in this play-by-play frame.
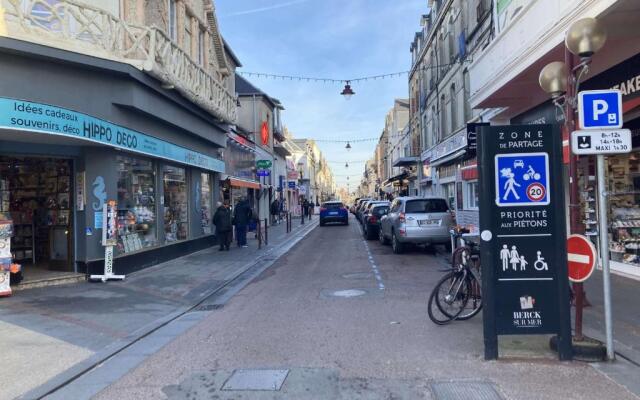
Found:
[233,197,252,248]
[213,200,232,251]
[302,198,310,218]
[270,198,280,225]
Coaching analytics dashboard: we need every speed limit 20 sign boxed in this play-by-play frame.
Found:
[527,183,546,202]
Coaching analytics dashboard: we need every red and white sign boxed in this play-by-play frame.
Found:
[567,234,597,282]
[526,183,546,202]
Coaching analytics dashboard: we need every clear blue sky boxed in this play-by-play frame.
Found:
[216,0,426,190]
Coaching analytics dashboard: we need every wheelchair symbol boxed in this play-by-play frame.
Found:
[534,251,548,271]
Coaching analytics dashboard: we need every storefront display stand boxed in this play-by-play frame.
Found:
[89,246,125,283]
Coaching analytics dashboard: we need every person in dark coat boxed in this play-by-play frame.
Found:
[270,199,280,225]
[213,200,232,251]
[233,197,252,247]
[302,198,310,218]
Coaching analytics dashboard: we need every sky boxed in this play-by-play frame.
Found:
[216,0,426,190]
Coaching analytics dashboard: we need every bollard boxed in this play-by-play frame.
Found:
[257,220,262,249]
[264,218,268,245]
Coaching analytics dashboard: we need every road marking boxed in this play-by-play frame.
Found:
[355,221,385,290]
[568,253,590,263]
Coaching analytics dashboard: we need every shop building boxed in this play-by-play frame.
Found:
[0,0,237,280]
[222,128,259,211]
[468,0,640,277]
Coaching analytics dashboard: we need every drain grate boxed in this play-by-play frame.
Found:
[195,304,224,311]
[222,369,289,391]
[431,381,503,400]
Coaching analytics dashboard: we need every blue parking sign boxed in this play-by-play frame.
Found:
[494,153,550,207]
[578,90,623,129]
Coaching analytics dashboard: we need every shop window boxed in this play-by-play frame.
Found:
[443,183,455,210]
[465,180,479,210]
[163,165,188,242]
[200,172,212,235]
[116,156,157,254]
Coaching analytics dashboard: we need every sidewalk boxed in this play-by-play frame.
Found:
[0,218,317,400]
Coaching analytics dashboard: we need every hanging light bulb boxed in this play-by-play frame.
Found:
[340,81,355,99]
[345,162,349,168]
[345,142,352,151]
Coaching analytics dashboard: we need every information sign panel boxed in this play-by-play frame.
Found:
[478,124,572,360]
[571,129,632,155]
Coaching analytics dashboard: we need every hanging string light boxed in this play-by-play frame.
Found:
[345,162,349,168]
[340,81,355,99]
[345,142,352,150]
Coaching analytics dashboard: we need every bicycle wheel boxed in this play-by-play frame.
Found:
[428,271,468,325]
[454,271,483,320]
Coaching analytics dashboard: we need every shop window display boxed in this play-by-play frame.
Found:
[607,153,640,267]
[200,173,212,235]
[116,156,157,254]
[163,165,188,242]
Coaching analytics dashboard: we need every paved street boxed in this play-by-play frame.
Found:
[75,215,637,400]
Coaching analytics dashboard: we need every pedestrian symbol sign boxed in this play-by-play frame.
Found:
[494,153,550,207]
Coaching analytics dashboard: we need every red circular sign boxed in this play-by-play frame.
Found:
[567,234,597,282]
[526,183,546,201]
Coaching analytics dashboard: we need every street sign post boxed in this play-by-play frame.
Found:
[571,91,631,360]
[567,234,597,283]
[578,90,623,130]
[478,124,572,361]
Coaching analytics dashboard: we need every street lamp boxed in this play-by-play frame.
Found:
[297,162,305,224]
[538,16,607,354]
[340,81,355,99]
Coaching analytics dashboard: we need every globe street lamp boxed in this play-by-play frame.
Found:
[538,17,607,354]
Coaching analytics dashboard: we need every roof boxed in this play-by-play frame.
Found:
[222,38,242,67]
[235,74,279,109]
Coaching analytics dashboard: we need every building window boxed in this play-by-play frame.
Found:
[463,69,471,122]
[198,29,205,65]
[431,105,437,144]
[450,83,457,131]
[200,172,212,235]
[168,0,177,41]
[116,156,157,254]
[163,165,188,242]
[184,14,192,57]
[465,180,479,210]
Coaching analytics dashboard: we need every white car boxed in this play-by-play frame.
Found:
[514,160,525,168]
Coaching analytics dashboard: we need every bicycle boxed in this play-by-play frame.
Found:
[428,228,483,325]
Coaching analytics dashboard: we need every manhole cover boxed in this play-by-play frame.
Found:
[222,369,289,391]
[432,381,503,400]
[332,289,367,297]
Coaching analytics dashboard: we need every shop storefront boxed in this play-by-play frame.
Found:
[582,52,640,279]
[0,39,227,280]
[222,130,259,211]
[428,125,479,231]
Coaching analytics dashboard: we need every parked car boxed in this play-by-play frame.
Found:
[379,197,454,254]
[355,199,371,221]
[360,201,388,225]
[357,200,374,224]
[363,203,390,240]
[350,198,361,214]
[319,201,349,226]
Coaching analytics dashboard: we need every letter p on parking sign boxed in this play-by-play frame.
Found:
[578,90,623,130]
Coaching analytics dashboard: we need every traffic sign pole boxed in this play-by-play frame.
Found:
[596,154,615,361]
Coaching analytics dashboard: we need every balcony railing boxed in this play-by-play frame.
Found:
[1,0,236,123]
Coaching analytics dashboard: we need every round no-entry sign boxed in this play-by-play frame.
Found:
[567,234,598,282]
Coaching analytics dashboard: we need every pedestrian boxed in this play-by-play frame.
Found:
[233,197,252,248]
[302,198,310,218]
[213,200,232,251]
[270,198,279,225]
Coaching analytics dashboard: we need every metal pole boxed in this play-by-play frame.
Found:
[257,220,262,249]
[264,218,268,245]
[597,154,614,360]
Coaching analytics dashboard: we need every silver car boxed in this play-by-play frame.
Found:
[378,197,454,254]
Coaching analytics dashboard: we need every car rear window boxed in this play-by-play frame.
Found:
[405,199,449,213]
[372,206,389,216]
[324,202,344,209]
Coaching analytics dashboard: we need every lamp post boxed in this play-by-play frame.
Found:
[297,162,305,225]
[539,17,607,351]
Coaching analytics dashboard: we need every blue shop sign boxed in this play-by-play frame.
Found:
[0,97,225,173]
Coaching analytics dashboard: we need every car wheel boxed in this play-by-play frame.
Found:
[392,231,403,254]
[379,227,389,245]
[365,226,375,240]
[345,218,349,225]
[320,220,325,226]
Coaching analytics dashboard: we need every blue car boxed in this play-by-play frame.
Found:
[319,201,349,226]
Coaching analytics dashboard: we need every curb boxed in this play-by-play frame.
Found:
[19,220,318,400]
